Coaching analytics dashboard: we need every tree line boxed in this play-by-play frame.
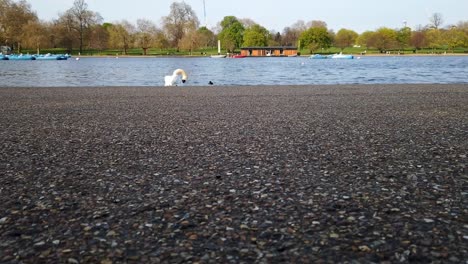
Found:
[1,0,467,55]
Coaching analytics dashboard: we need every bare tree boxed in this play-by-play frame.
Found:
[429,13,444,29]
[162,2,199,49]
[21,20,48,54]
[67,0,102,53]
[135,19,158,55]
[0,0,37,52]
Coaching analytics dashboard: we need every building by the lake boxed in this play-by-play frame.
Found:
[240,46,298,57]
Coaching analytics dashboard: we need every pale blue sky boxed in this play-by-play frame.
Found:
[31,0,466,33]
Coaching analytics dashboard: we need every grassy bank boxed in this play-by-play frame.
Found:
[20,46,468,57]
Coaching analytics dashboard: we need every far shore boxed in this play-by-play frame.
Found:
[74,52,468,58]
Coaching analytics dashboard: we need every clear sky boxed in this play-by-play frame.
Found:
[30,0,467,33]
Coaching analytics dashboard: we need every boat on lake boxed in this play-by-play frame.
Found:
[34,53,69,60]
[309,54,332,59]
[7,54,36,60]
[231,54,246,58]
[0,54,8,60]
[211,40,226,58]
[331,52,354,59]
[309,53,354,59]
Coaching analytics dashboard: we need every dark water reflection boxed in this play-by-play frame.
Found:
[1,56,467,87]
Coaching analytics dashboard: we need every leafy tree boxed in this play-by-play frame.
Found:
[243,24,269,47]
[162,2,199,49]
[0,0,37,52]
[443,27,465,52]
[107,20,135,55]
[135,19,158,55]
[356,31,375,49]
[397,27,411,51]
[307,20,327,29]
[334,28,358,50]
[299,26,332,53]
[179,29,199,55]
[455,21,468,48]
[411,30,427,50]
[372,27,398,52]
[197,26,216,48]
[426,28,442,51]
[153,31,169,51]
[218,16,245,52]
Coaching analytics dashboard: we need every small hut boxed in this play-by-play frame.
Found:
[240,46,298,57]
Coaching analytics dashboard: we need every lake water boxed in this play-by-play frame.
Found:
[1,56,467,87]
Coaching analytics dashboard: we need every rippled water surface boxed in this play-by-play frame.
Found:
[1,56,467,87]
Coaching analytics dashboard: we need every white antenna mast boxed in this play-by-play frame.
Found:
[203,0,207,27]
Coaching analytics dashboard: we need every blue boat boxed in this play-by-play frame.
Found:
[7,54,36,60]
[309,54,331,59]
[331,53,354,59]
[34,54,68,60]
[0,54,8,60]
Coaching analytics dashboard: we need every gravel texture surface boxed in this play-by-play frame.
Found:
[0,84,467,263]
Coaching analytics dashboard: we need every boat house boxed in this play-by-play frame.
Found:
[240,46,298,57]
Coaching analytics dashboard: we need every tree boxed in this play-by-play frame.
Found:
[0,0,37,52]
[107,20,135,55]
[429,13,444,29]
[456,21,468,48]
[411,30,426,50]
[307,20,327,29]
[21,20,48,54]
[334,28,358,50]
[356,31,375,49]
[179,29,199,55]
[443,27,465,52]
[243,24,269,47]
[371,27,398,52]
[197,26,216,48]
[66,0,102,53]
[218,16,245,52]
[280,20,308,46]
[426,28,442,51]
[299,26,332,53]
[88,24,109,52]
[396,27,411,51]
[135,19,158,55]
[162,2,199,49]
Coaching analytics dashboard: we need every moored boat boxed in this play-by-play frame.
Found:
[211,40,226,58]
[0,54,8,60]
[231,54,246,58]
[7,54,36,60]
[309,54,331,59]
[331,52,354,59]
[210,54,227,58]
[34,53,68,60]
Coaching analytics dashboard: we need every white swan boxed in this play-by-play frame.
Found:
[164,69,188,86]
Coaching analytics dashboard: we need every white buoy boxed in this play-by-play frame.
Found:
[164,69,188,86]
[75,57,80,61]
